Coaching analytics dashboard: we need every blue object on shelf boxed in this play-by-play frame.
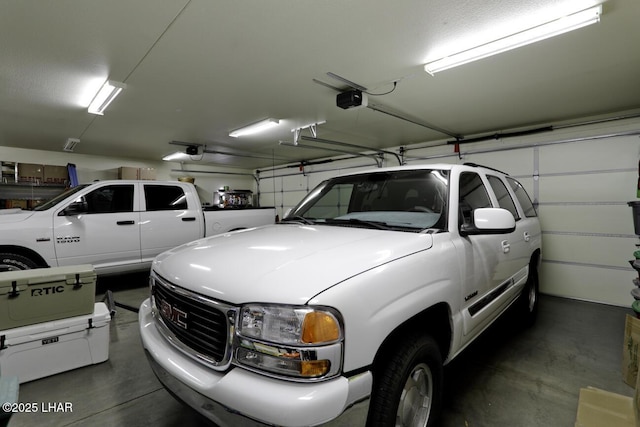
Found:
[67,163,78,187]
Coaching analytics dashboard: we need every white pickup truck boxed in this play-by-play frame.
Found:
[139,163,542,427]
[0,180,275,274]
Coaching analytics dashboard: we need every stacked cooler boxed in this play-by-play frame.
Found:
[0,265,110,384]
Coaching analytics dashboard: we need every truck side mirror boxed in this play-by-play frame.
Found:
[460,208,516,236]
[61,200,89,216]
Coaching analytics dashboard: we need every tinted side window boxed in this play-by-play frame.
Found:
[459,173,491,225]
[506,177,537,217]
[487,175,519,220]
[85,185,134,213]
[145,185,188,211]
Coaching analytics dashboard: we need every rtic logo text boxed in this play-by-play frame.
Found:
[31,286,64,297]
[56,236,80,244]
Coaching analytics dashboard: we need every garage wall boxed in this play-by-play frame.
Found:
[259,115,640,307]
[0,146,256,205]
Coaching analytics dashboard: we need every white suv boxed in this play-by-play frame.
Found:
[139,163,542,427]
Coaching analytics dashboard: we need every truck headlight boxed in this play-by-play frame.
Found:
[235,304,343,380]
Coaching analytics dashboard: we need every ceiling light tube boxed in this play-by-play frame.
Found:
[424,5,602,75]
[229,118,280,138]
[162,152,188,161]
[63,138,80,152]
[88,80,126,115]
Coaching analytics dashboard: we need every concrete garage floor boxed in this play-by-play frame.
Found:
[7,272,634,427]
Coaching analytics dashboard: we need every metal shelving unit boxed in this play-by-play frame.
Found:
[0,161,66,208]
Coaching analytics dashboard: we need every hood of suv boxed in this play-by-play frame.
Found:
[153,223,433,304]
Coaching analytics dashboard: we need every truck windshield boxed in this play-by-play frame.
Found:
[283,169,449,232]
[32,185,89,211]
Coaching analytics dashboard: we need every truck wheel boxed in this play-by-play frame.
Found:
[0,253,38,272]
[368,334,443,427]
[519,257,539,327]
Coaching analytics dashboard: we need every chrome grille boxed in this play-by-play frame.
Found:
[151,273,234,368]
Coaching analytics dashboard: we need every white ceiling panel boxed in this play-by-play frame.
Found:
[1,0,638,169]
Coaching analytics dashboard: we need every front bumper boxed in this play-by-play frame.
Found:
[139,298,371,427]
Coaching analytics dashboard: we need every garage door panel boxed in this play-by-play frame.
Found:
[542,234,633,268]
[466,150,535,176]
[539,172,633,203]
[540,262,633,306]
[538,205,635,235]
[539,136,639,173]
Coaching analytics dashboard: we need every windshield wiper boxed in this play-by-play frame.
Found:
[280,216,316,225]
[324,218,392,230]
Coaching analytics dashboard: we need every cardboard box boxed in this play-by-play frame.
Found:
[575,314,640,427]
[0,303,110,383]
[5,200,28,210]
[139,167,156,180]
[118,166,139,180]
[43,165,68,184]
[17,163,43,183]
[624,314,640,387]
[574,387,637,427]
[0,265,96,330]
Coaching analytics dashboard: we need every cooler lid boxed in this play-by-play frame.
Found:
[0,264,95,291]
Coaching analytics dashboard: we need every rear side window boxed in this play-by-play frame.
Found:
[144,185,188,211]
[506,177,537,217]
[487,176,519,220]
[459,172,491,226]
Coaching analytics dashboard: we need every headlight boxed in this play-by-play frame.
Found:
[239,305,341,345]
[235,304,343,380]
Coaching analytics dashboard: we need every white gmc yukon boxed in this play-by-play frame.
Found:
[139,163,542,427]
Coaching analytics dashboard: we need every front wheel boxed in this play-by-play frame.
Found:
[0,253,38,272]
[368,334,443,427]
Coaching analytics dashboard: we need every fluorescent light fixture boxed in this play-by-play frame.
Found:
[63,138,80,152]
[88,80,126,115]
[424,5,602,75]
[162,152,188,161]
[229,118,280,138]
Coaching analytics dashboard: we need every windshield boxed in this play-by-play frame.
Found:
[33,185,89,211]
[283,169,449,232]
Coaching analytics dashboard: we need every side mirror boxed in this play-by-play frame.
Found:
[61,200,88,216]
[460,208,516,236]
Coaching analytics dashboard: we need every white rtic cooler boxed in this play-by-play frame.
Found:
[0,265,96,330]
[0,302,110,383]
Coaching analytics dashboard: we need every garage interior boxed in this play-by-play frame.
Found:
[1,0,640,426]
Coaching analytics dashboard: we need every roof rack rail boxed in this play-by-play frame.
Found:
[463,162,508,175]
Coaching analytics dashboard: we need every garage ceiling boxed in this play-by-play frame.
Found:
[1,0,639,170]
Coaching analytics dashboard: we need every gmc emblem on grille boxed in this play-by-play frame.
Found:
[159,300,188,330]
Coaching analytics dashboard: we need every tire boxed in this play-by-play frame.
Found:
[368,334,443,427]
[518,256,539,327]
[0,253,38,272]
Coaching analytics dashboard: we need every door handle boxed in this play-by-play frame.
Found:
[116,220,135,225]
[182,217,196,222]
[523,231,531,242]
[501,240,511,254]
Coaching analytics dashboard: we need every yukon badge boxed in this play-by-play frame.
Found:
[465,290,478,301]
